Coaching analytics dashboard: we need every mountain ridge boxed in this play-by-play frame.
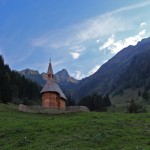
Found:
[71,37,150,100]
[19,68,79,96]
[19,37,150,102]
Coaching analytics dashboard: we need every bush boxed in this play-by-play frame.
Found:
[127,99,146,113]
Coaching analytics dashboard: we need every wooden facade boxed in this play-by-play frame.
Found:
[42,92,65,108]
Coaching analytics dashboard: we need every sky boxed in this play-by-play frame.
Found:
[0,0,150,79]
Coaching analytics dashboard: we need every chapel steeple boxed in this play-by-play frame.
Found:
[47,60,54,80]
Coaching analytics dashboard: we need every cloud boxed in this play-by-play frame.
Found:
[70,45,85,52]
[75,71,85,80]
[31,1,150,51]
[140,22,147,28]
[52,60,64,68]
[69,45,85,59]
[100,29,146,54]
[31,16,126,51]
[29,1,150,73]
[106,1,150,16]
[96,39,100,43]
[70,52,80,59]
[88,65,100,76]
[70,1,150,45]
[102,59,108,64]
[32,37,48,47]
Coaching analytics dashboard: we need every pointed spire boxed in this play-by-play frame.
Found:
[47,60,54,80]
[47,59,53,74]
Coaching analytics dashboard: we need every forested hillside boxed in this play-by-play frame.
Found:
[0,55,42,104]
[113,49,150,95]
[71,37,150,100]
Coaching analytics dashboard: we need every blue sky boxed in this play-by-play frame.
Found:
[0,0,150,79]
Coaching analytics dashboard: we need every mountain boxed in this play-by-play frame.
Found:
[71,37,150,100]
[19,68,79,96]
[55,69,78,85]
[20,37,150,102]
[19,69,46,86]
[113,49,150,94]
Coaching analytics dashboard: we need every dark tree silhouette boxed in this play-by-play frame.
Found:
[0,55,42,104]
[79,93,111,111]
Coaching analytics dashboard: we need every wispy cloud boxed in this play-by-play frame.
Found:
[32,37,48,47]
[9,1,150,73]
[71,71,85,80]
[69,45,85,59]
[75,71,85,80]
[31,1,150,49]
[140,22,147,28]
[31,16,125,51]
[88,65,100,76]
[38,60,64,73]
[100,29,146,54]
[104,1,150,17]
[52,60,64,68]
[28,1,150,75]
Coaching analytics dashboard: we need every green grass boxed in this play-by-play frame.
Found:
[0,104,150,150]
[110,88,150,112]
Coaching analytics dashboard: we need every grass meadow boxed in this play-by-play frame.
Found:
[0,103,150,150]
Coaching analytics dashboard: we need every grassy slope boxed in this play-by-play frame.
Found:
[0,104,150,150]
[110,88,150,112]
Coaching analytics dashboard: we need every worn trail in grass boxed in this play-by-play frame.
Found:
[0,104,150,150]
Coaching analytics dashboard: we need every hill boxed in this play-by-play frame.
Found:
[0,103,150,150]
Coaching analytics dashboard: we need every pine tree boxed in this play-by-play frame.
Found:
[79,93,111,111]
[66,94,75,106]
[105,94,111,106]
[142,90,149,101]
[0,55,42,104]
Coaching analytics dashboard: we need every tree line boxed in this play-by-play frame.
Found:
[0,55,42,104]
[79,93,111,111]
